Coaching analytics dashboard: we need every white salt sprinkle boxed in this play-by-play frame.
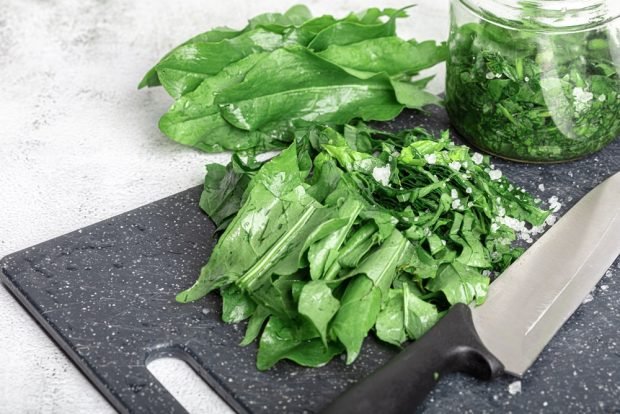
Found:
[372,165,391,186]
[548,196,562,212]
[472,152,484,165]
[538,183,545,191]
[489,169,502,180]
[508,381,522,395]
[424,154,437,164]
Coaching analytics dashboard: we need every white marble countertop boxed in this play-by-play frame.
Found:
[0,0,448,412]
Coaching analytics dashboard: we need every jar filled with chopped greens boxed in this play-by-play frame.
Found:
[445,0,620,162]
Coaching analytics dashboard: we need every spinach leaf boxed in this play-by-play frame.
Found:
[240,305,271,346]
[151,29,291,98]
[346,230,413,298]
[426,262,489,306]
[306,7,402,51]
[221,284,256,323]
[403,282,439,340]
[138,26,242,89]
[217,46,405,131]
[331,275,382,364]
[199,154,262,229]
[317,38,447,77]
[375,288,406,346]
[140,5,446,153]
[176,143,306,302]
[298,280,340,345]
[256,316,343,370]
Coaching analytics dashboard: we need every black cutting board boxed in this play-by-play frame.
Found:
[2,107,619,413]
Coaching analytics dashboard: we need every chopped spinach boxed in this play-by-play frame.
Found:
[177,124,550,369]
[445,19,620,162]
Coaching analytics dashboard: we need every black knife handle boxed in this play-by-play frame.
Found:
[321,303,504,414]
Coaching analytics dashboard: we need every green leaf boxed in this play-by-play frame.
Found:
[403,282,439,339]
[147,29,291,98]
[256,316,343,370]
[375,288,407,346]
[334,222,378,270]
[307,198,362,279]
[391,80,442,109]
[198,155,261,229]
[138,26,242,89]
[248,5,313,30]
[217,46,404,131]
[176,144,307,302]
[426,262,489,305]
[221,284,256,323]
[298,280,340,345]
[158,53,294,152]
[346,230,413,297]
[307,7,403,51]
[240,305,271,346]
[318,38,447,77]
[331,275,382,364]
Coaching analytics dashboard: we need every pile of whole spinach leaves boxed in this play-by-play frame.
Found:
[139,5,447,153]
[177,124,549,369]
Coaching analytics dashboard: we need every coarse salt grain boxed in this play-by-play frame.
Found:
[449,161,462,171]
[508,381,522,395]
[472,152,484,165]
[538,183,545,191]
[548,195,562,212]
[424,154,437,164]
[371,165,391,186]
[545,215,557,226]
[489,169,502,180]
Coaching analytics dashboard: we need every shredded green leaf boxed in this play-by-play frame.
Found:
[178,124,550,369]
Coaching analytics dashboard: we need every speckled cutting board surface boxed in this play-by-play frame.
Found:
[2,107,619,414]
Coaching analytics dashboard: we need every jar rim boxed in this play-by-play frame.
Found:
[456,0,620,34]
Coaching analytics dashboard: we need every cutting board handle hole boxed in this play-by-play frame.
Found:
[147,355,234,414]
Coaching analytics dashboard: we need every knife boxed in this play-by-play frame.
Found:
[322,171,620,414]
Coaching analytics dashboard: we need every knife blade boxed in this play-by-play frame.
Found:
[322,171,620,414]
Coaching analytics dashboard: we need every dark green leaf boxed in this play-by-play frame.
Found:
[375,288,406,346]
[217,46,404,131]
[403,282,439,339]
[256,316,343,370]
[331,275,382,364]
[240,305,271,346]
[298,280,340,345]
[221,284,256,323]
[318,38,447,76]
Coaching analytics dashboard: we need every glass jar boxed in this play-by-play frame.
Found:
[445,0,620,163]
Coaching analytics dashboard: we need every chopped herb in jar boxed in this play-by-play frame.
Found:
[445,19,620,162]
